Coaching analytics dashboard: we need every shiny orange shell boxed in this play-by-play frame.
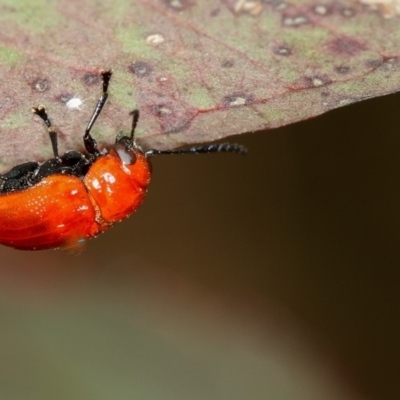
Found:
[0,149,151,251]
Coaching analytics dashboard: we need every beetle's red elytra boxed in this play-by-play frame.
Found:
[0,69,246,251]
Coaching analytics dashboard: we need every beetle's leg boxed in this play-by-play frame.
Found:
[130,110,139,141]
[83,69,112,155]
[32,105,60,159]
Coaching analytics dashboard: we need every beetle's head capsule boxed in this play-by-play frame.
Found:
[113,135,139,165]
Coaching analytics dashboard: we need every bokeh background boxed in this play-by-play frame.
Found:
[0,90,399,400]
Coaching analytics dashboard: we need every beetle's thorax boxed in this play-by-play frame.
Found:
[83,148,151,224]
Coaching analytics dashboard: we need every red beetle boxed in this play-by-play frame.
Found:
[0,70,246,251]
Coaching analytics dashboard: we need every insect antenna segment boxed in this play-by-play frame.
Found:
[145,143,247,157]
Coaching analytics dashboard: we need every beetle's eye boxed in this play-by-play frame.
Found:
[113,143,137,165]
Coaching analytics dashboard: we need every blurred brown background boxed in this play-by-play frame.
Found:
[0,91,399,400]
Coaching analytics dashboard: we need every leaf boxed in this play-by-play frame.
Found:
[0,0,399,169]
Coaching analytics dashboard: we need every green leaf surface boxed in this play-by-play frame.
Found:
[0,0,399,169]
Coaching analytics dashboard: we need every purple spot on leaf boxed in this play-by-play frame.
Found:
[273,45,292,56]
[83,73,101,85]
[365,59,383,68]
[335,65,351,74]
[381,57,398,72]
[149,101,196,133]
[221,59,235,68]
[328,37,365,56]
[129,61,153,77]
[31,78,49,92]
[339,6,355,17]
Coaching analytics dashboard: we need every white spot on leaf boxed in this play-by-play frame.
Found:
[168,0,184,9]
[66,97,83,110]
[229,97,247,107]
[283,15,309,26]
[338,98,355,106]
[314,5,328,14]
[146,33,165,45]
[275,2,288,10]
[157,106,173,115]
[234,0,263,15]
[312,78,324,87]
[360,0,400,17]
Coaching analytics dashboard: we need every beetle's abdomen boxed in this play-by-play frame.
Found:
[0,175,100,250]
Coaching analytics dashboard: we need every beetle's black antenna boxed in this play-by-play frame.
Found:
[32,105,59,159]
[145,143,247,157]
[83,69,113,155]
[130,110,139,141]
[128,108,246,156]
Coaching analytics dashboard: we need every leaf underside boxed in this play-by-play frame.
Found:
[0,0,399,170]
